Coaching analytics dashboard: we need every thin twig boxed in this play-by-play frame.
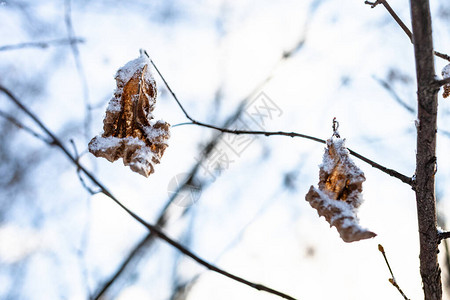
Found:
[372,76,415,113]
[0,38,84,52]
[365,0,450,62]
[184,120,412,185]
[0,85,298,300]
[347,148,411,185]
[378,244,410,300]
[181,123,413,186]
[365,0,412,41]
[144,51,192,121]
[0,110,51,143]
[69,139,100,195]
[149,58,413,185]
[92,232,157,299]
[64,0,92,140]
[435,52,450,62]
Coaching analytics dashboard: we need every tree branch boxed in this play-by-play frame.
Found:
[433,77,450,89]
[149,57,413,185]
[439,231,450,241]
[378,244,410,300]
[410,0,442,298]
[372,75,415,113]
[0,38,84,51]
[364,0,449,62]
[0,110,50,143]
[64,0,92,140]
[69,139,101,195]
[0,85,297,300]
[434,52,450,63]
[92,232,157,299]
[92,155,213,299]
[365,0,412,41]
[95,33,312,298]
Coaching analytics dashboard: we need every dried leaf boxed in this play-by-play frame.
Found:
[442,64,450,99]
[305,137,376,243]
[88,51,170,177]
[443,86,450,99]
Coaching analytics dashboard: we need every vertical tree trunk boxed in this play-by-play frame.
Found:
[410,0,442,299]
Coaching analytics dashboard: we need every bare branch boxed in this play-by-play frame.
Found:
[0,85,298,300]
[96,32,311,297]
[96,36,413,294]
[92,232,156,299]
[149,58,413,185]
[0,38,84,52]
[64,0,92,140]
[365,0,450,62]
[346,148,412,185]
[439,231,450,241]
[372,76,415,113]
[0,110,50,143]
[435,51,450,63]
[365,0,412,41]
[69,139,100,195]
[92,160,209,299]
[433,77,450,89]
[378,244,410,300]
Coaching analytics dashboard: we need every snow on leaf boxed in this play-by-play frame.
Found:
[442,64,450,99]
[305,136,376,243]
[88,50,170,177]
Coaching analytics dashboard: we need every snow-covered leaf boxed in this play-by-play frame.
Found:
[88,50,170,177]
[305,136,376,243]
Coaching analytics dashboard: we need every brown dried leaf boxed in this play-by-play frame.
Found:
[305,137,376,243]
[442,64,450,99]
[443,85,450,99]
[88,51,170,177]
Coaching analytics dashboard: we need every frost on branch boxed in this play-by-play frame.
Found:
[305,136,376,243]
[442,64,450,98]
[88,50,170,177]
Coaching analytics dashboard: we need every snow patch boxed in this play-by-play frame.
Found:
[442,64,450,79]
[115,52,153,85]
